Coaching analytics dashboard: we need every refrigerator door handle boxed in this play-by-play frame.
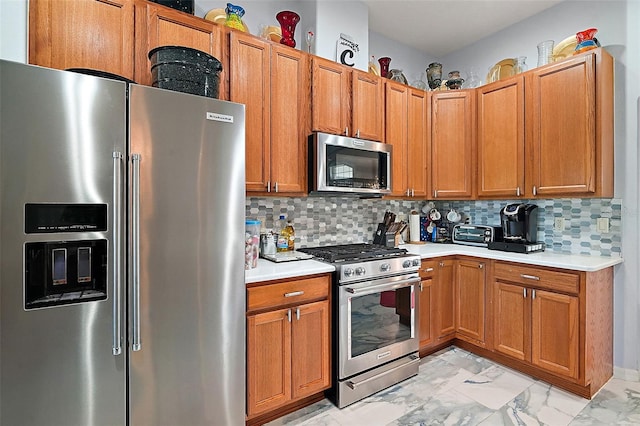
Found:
[132,153,142,351]
[112,151,123,356]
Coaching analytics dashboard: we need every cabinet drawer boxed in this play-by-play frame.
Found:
[247,275,330,311]
[420,260,437,278]
[494,262,579,295]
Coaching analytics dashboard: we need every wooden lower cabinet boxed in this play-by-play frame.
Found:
[418,257,612,398]
[490,261,612,397]
[455,258,486,345]
[246,275,331,421]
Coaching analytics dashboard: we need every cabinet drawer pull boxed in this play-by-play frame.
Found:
[520,274,540,281]
[424,267,434,273]
[284,290,304,298]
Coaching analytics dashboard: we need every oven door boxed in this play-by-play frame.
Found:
[338,273,420,379]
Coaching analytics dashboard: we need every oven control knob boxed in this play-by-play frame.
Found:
[380,263,391,272]
[402,260,412,268]
[355,267,366,276]
[343,268,354,278]
[412,259,420,267]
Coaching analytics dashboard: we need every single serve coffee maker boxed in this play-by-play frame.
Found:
[488,203,545,253]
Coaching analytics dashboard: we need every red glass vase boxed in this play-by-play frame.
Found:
[276,11,300,48]
[378,57,391,78]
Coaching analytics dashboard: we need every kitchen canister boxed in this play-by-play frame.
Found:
[245,219,261,270]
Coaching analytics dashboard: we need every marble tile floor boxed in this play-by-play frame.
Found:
[266,347,640,426]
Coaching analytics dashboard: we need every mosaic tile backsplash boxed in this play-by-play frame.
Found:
[246,197,622,257]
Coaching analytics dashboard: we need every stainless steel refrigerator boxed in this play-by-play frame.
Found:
[0,60,246,425]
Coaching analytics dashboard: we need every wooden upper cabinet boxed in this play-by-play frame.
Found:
[386,83,428,197]
[477,76,525,199]
[526,48,613,198]
[431,90,476,199]
[269,45,310,195]
[311,57,350,136]
[352,69,385,141]
[134,0,225,93]
[229,32,271,192]
[311,58,384,141]
[29,0,135,79]
[407,88,429,198]
[385,81,409,196]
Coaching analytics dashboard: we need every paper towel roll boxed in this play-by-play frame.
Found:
[409,213,421,242]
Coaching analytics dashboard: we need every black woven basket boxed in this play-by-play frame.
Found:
[149,46,222,98]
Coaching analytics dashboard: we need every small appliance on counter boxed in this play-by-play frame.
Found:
[488,203,545,253]
[452,224,502,247]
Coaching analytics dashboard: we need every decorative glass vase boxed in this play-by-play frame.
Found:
[537,40,554,67]
[276,11,300,48]
[515,56,528,74]
[463,67,481,88]
[224,3,245,32]
[378,57,391,78]
[426,62,443,90]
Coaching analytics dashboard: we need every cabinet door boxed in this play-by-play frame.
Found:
[269,45,310,195]
[477,76,525,198]
[311,57,350,135]
[229,32,271,192]
[531,289,579,379]
[456,259,486,343]
[352,69,385,142]
[247,308,292,416]
[407,88,429,197]
[493,282,529,361]
[431,90,476,199]
[134,1,224,90]
[29,0,134,79]
[435,259,455,338]
[385,81,409,196]
[527,54,596,197]
[419,276,435,348]
[291,300,331,399]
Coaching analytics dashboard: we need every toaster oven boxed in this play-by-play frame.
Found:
[452,224,502,247]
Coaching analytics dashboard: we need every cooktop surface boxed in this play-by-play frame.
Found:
[298,243,408,263]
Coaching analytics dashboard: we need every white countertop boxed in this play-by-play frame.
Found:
[245,258,335,284]
[245,244,623,284]
[400,243,624,272]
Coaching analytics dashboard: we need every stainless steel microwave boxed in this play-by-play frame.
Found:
[308,132,392,196]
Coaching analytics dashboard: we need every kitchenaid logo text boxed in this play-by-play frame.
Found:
[206,112,234,123]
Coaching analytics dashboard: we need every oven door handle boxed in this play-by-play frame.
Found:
[344,276,419,295]
[346,354,421,390]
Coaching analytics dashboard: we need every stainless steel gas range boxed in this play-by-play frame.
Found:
[298,244,421,408]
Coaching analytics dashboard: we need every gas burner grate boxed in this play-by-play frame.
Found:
[298,243,408,263]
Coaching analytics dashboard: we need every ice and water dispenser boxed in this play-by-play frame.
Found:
[24,204,109,309]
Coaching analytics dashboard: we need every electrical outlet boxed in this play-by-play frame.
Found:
[554,217,565,231]
[596,217,610,233]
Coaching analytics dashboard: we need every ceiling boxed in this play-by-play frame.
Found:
[362,0,565,57]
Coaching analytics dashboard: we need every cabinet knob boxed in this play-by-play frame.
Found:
[479,263,484,269]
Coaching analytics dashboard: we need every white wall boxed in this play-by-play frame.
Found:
[0,0,27,62]
[315,1,368,70]
[441,0,640,374]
